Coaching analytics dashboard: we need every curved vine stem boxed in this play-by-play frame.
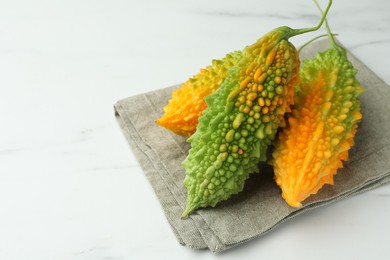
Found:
[298,33,339,53]
[313,0,343,52]
[288,0,333,38]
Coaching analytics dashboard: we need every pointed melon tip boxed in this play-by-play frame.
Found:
[181,203,198,219]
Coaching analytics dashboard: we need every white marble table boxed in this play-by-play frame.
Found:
[1,0,389,259]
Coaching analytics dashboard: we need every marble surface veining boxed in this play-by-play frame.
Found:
[0,0,389,259]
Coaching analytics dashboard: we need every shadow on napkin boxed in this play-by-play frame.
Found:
[114,39,390,253]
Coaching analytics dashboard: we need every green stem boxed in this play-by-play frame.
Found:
[298,33,338,53]
[313,0,343,51]
[288,0,333,38]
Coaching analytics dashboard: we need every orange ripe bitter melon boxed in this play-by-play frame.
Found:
[271,14,364,208]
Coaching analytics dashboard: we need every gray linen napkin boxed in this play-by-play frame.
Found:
[114,39,390,253]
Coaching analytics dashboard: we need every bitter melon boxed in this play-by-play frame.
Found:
[272,10,364,208]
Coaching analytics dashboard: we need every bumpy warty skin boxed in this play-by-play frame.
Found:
[272,47,364,208]
[181,27,300,217]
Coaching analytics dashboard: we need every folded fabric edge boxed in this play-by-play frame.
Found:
[211,172,390,253]
[114,101,209,250]
[141,91,231,252]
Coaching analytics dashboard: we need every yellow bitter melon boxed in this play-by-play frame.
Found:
[156,51,243,137]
